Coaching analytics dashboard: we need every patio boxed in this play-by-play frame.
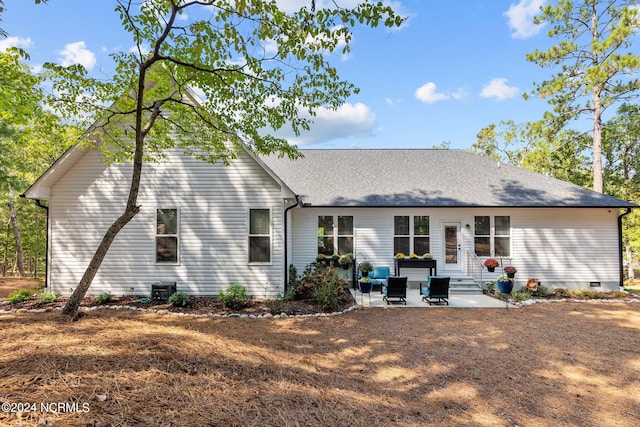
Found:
[349,287,515,308]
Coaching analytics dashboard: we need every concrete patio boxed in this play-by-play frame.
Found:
[350,287,515,308]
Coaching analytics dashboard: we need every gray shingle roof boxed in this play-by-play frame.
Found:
[261,149,637,208]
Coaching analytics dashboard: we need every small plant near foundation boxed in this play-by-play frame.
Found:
[264,296,286,315]
[512,290,532,302]
[485,281,496,293]
[219,283,249,310]
[553,288,572,298]
[95,292,114,304]
[573,290,606,299]
[38,291,61,304]
[9,289,34,304]
[168,291,190,307]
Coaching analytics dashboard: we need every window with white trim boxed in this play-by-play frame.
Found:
[317,215,353,255]
[249,208,271,263]
[474,215,510,257]
[156,208,179,263]
[394,215,430,255]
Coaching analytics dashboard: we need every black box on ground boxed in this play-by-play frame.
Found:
[151,282,177,301]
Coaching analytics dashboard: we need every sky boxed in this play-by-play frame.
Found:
[0,0,563,150]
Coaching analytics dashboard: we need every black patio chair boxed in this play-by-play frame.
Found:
[420,276,450,305]
[382,276,407,305]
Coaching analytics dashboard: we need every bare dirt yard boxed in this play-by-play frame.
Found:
[1,277,640,426]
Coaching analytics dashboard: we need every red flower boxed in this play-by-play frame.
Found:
[483,258,499,268]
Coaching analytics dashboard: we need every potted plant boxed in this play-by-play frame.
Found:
[358,276,373,293]
[409,253,419,259]
[503,265,517,278]
[358,260,373,277]
[338,253,353,270]
[315,253,327,264]
[496,274,513,294]
[331,253,340,265]
[394,252,406,259]
[483,258,499,272]
[422,253,433,260]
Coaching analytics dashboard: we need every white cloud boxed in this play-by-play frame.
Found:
[129,44,151,56]
[415,82,449,104]
[58,41,96,70]
[451,87,470,101]
[504,0,547,39]
[277,102,377,145]
[480,78,520,100]
[0,36,33,52]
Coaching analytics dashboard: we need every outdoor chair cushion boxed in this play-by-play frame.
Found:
[369,266,390,290]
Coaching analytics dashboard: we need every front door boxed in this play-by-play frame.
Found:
[443,222,461,271]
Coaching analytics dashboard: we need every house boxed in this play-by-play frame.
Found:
[23,146,637,297]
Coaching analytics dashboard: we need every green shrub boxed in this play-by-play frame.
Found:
[264,295,286,315]
[531,285,550,297]
[218,283,249,310]
[485,281,496,293]
[9,288,34,304]
[95,292,114,304]
[168,291,190,307]
[296,263,348,301]
[314,280,342,312]
[288,264,299,292]
[38,291,61,304]
[512,290,532,302]
[574,290,605,299]
[553,288,572,298]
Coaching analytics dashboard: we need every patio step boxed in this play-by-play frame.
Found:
[448,277,483,295]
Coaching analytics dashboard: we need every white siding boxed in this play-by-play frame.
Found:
[48,149,285,297]
[290,207,621,291]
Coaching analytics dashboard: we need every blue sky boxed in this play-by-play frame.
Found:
[1,0,560,150]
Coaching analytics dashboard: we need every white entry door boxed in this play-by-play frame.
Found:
[443,222,461,271]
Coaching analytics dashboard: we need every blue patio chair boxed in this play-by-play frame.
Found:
[368,266,390,292]
[420,276,450,305]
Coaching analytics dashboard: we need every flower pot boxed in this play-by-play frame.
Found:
[506,272,515,278]
[361,271,369,277]
[359,281,373,293]
[497,280,513,294]
[487,267,495,272]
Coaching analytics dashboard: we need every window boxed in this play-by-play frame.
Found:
[494,216,511,256]
[249,209,271,263]
[474,215,510,257]
[317,215,353,255]
[156,208,179,263]
[394,215,430,255]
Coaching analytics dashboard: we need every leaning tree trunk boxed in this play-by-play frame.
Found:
[61,206,140,316]
[8,196,26,277]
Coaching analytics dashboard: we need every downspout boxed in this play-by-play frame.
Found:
[618,208,633,290]
[283,195,301,291]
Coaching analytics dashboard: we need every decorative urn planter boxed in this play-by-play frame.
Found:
[497,280,513,294]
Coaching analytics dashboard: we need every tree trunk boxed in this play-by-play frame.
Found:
[8,197,26,277]
[592,91,604,193]
[2,220,8,276]
[626,243,635,280]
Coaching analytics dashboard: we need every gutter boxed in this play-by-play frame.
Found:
[283,195,301,291]
[619,208,633,289]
